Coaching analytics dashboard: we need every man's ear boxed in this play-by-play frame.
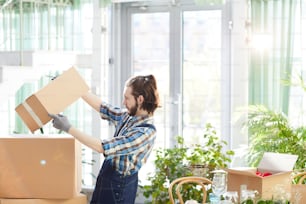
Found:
[137,95,144,105]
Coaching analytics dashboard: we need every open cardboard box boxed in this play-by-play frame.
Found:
[291,184,306,204]
[0,135,82,199]
[226,152,298,200]
[291,171,306,204]
[15,67,89,133]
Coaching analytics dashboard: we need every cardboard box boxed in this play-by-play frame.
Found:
[15,67,89,133]
[226,152,298,200]
[291,184,306,204]
[0,193,87,204]
[0,135,82,199]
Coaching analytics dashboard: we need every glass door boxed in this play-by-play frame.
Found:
[117,0,229,183]
[128,10,170,184]
[182,10,223,145]
[131,11,170,150]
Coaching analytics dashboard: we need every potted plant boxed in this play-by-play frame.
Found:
[141,123,234,204]
[187,123,234,178]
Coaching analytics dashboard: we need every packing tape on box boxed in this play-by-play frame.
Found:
[23,101,44,128]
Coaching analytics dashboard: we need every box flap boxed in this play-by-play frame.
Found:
[258,152,298,173]
[226,167,258,177]
[0,134,73,139]
[35,67,89,114]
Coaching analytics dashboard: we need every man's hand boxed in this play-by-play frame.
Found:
[48,113,72,133]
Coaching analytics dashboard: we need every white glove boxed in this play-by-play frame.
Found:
[48,113,72,133]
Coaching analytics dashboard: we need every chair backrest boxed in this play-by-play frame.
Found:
[293,171,306,184]
[168,176,212,204]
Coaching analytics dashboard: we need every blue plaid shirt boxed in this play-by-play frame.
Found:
[99,102,156,176]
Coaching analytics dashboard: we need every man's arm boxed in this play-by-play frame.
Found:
[82,92,102,112]
[49,113,104,153]
[68,127,104,153]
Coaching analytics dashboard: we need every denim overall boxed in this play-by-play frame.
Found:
[90,159,138,204]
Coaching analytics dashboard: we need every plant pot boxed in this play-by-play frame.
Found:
[189,164,211,178]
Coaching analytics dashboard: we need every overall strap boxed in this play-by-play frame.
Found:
[136,123,156,131]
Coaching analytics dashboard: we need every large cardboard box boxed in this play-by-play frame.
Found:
[0,193,87,204]
[15,67,89,133]
[226,152,298,200]
[0,135,82,199]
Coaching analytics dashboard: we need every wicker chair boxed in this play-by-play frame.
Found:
[168,176,212,204]
[293,171,306,184]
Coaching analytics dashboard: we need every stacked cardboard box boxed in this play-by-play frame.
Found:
[0,194,87,204]
[0,135,87,203]
[0,67,89,203]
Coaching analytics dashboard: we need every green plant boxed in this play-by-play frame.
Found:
[244,105,306,170]
[142,123,234,204]
[187,123,234,169]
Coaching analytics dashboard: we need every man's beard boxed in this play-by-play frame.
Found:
[128,103,138,116]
